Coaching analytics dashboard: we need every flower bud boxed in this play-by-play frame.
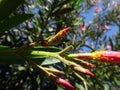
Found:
[44,67,64,74]
[77,51,120,63]
[73,66,95,77]
[92,51,120,63]
[48,27,71,45]
[56,78,75,90]
[88,63,96,68]
[80,24,86,31]
[49,74,75,90]
[41,40,48,46]
[72,59,96,68]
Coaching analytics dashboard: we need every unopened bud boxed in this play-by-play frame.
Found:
[73,66,95,77]
[56,78,75,90]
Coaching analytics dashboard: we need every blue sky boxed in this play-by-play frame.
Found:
[79,0,120,52]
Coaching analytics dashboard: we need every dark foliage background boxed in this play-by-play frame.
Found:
[0,0,120,90]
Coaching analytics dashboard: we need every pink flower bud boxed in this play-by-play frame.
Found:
[84,69,95,77]
[94,6,102,13]
[102,24,110,30]
[68,51,120,63]
[88,63,96,68]
[56,78,75,90]
[114,3,118,9]
[95,51,120,63]
[80,25,86,31]
[78,51,120,63]
[73,66,95,77]
[106,45,111,49]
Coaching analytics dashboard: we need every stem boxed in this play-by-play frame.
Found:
[29,50,58,57]
[74,72,88,90]
[66,53,92,59]
[19,53,60,82]
[18,53,50,76]
[59,45,74,55]
[43,67,64,74]
[69,58,96,68]
[56,55,79,68]
[56,55,72,65]
[19,53,61,83]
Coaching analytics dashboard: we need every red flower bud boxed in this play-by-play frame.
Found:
[56,78,75,90]
[48,27,71,45]
[94,51,120,63]
[77,51,120,63]
[61,27,71,35]
[88,63,96,68]
[73,66,95,77]
[84,69,95,77]
[41,40,48,46]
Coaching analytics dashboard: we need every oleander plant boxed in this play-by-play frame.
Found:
[0,0,120,90]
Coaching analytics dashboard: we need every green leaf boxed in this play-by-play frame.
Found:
[114,77,120,86]
[28,54,61,65]
[103,84,110,90]
[0,14,33,35]
[0,46,61,64]
[74,0,84,10]
[53,7,73,16]
[109,37,114,50]
[81,44,95,51]
[0,46,25,64]
[0,54,25,64]
[38,0,44,5]
[57,0,72,8]
[33,46,61,52]
[0,0,7,9]
[82,30,96,40]
[41,57,60,65]
[75,83,85,90]
[0,0,24,21]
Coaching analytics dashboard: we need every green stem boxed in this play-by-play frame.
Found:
[58,45,73,55]
[74,71,88,90]
[56,55,78,67]
[19,53,59,81]
[30,51,58,57]
[19,53,51,76]
[66,53,92,59]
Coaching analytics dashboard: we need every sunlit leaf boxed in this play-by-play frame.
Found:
[41,57,60,65]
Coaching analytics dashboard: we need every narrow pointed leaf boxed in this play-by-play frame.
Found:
[0,0,24,21]
[0,14,33,35]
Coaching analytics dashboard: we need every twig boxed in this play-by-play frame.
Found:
[74,72,88,90]
[59,45,74,55]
